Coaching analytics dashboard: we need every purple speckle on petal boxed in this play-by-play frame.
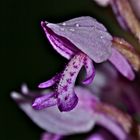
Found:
[70,72,76,76]
[58,92,78,112]
[74,65,78,69]
[63,85,68,91]
[67,79,72,84]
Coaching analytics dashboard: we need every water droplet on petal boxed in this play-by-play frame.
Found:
[69,28,75,32]
[119,41,123,44]
[100,36,103,39]
[62,22,66,26]
[76,23,79,27]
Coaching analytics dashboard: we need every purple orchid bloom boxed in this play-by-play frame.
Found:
[89,62,140,116]
[32,16,135,112]
[93,0,140,42]
[11,78,140,140]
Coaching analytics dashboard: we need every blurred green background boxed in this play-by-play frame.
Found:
[1,0,139,140]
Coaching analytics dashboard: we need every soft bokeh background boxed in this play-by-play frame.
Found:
[1,0,139,140]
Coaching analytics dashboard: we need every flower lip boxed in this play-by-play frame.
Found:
[33,52,96,112]
[57,92,78,112]
[55,52,91,111]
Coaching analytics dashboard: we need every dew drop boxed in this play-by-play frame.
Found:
[69,28,75,32]
[62,22,66,26]
[75,23,79,27]
[100,36,103,39]
[119,41,123,44]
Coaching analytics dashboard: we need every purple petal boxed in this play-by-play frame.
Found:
[36,52,95,112]
[86,129,119,140]
[82,57,95,85]
[95,63,140,114]
[109,47,135,80]
[11,85,129,139]
[57,92,78,112]
[130,0,140,19]
[56,52,88,111]
[110,0,140,42]
[58,16,107,31]
[38,73,61,88]
[32,93,57,110]
[11,86,97,135]
[96,114,126,140]
[41,21,78,59]
[41,133,62,140]
[110,0,129,30]
[86,133,104,140]
[45,16,112,63]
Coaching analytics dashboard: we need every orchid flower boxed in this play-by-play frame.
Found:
[11,82,140,140]
[88,62,140,116]
[32,16,136,112]
[86,63,140,140]
[93,0,140,42]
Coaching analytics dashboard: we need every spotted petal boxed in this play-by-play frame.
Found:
[56,52,88,111]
